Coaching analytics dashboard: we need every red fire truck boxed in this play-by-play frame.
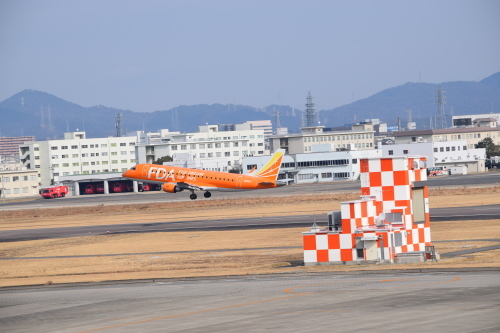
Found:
[40,186,68,199]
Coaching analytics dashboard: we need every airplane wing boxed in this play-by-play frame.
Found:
[176,182,204,191]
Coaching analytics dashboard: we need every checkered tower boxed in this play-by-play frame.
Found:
[303,156,432,265]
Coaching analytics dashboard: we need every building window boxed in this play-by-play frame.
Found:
[62,154,69,158]
[71,145,78,149]
[388,150,393,155]
[111,143,117,147]
[13,176,19,181]
[52,155,58,159]
[321,173,332,178]
[120,143,126,146]
[181,145,187,150]
[234,151,239,156]
[233,142,239,147]
[199,144,205,149]
[446,147,450,151]
[62,163,69,167]
[171,145,178,151]
[22,176,28,181]
[334,172,350,178]
[82,145,88,148]
[61,146,68,149]
[403,150,409,154]
[30,175,36,180]
[101,144,107,148]
[2,177,10,182]
[452,146,456,151]
[225,152,230,157]
[111,152,118,155]
[90,144,95,148]
[440,147,444,152]
[434,148,438,152]
[51,146,58,150]
[191,144,197,149]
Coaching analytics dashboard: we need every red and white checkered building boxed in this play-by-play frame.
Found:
[303,156,432,265]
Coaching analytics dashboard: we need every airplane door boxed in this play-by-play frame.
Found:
[142,165,150,177]
[236,176,243,188]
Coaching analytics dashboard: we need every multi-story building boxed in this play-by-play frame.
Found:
[452,113,500,128]
[136,125,267,167]
[269,123,376,154]
[392,126,500,150]
[0,136,35,159]
[0,163,39,199]
[382,140,486,173]
[19,131,138,186]
[243,149,382,184]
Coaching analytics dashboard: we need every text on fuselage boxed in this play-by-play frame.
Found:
[147,167,205,182]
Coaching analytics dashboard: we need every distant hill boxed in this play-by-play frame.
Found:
[1,72,499,140]
[321,72,500,128]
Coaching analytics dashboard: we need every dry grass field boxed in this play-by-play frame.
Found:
[0,187,499,287]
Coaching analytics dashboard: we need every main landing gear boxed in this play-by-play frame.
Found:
[188,191,212,200]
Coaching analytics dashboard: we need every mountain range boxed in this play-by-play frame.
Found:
[1,72,499,140]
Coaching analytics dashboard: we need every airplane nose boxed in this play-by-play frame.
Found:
[122,170,130,177]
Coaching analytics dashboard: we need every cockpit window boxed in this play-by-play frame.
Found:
[130,166,136,170]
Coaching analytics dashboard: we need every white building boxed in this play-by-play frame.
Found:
[452,113,500,128]
[382,140,486,173]
[269,123,376,154]
[136,125,267,167]
[243,149,382,185]
[19,132,138,186]
[0,163,39,199]
[393,126,500,150]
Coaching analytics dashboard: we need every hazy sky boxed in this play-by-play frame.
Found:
[1,0,499,112]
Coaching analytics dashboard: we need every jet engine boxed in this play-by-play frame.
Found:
[162,183,182,193]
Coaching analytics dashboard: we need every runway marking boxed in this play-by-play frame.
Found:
[76,276,461,332]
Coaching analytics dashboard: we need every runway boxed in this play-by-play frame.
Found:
[1,204,498,243]
[1,171,499,211]
[0,271,498,332]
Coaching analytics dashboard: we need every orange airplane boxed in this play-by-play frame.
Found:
[122,149,286,200]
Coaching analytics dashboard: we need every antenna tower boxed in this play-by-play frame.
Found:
[435,86,446,129]
[115,112,122,137]
[274,108,281,133]
[407,109,413,123]
[305,92,316,127]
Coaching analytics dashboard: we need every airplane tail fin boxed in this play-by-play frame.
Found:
[252,149,285,181]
